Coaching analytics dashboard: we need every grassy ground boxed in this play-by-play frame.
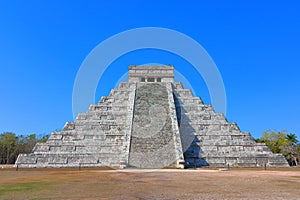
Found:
[0,167,299,200]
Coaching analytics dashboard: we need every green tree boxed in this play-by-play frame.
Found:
[257,130,288,153]
[257,130,299,166]
[0,132,18,164]
[285,133,299,166]
[286,133,298,144]
[0,132,49,164]
[38,134,49,143]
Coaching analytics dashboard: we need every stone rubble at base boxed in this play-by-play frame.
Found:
[15,65,289,168]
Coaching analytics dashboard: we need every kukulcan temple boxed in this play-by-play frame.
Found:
[15,66,289,168]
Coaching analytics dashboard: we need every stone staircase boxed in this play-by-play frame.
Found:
[128,83,183,168]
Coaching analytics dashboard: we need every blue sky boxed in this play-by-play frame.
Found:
[0,1,299,139]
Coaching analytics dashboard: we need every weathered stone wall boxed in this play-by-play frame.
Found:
[172,82,289,168]
[128,66,174,83]
[16,82,136,168]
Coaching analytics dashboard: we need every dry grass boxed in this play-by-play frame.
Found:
[0,167,300,200]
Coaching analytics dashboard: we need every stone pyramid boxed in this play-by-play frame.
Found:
[15,66,289,168]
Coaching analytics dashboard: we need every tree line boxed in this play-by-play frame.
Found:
[0,130,299,166]
[255,130,299,166]
[0,132,48,164]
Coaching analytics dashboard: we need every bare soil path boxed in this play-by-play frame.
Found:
[0,167,299,200]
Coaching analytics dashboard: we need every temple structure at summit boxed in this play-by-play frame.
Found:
[15,66,289,168]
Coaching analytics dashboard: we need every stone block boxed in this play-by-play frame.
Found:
[16,154,37,164]
[48,133,63,140]
[33,144,49,152]
[49,155,68,164]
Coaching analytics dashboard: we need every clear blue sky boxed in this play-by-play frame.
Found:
[0,1,299,139]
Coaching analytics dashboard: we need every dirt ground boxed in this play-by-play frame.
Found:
[0,167,300,200]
